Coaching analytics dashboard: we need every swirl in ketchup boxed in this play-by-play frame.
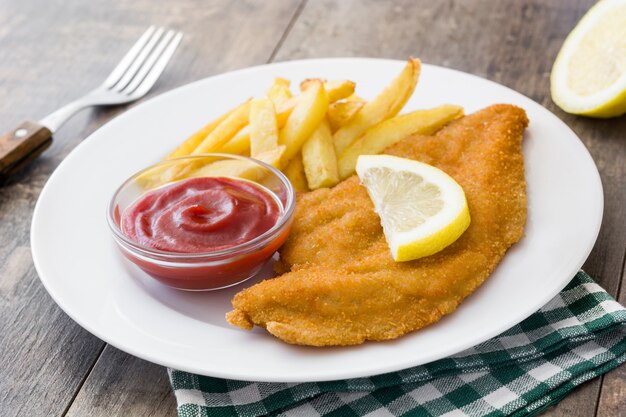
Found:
[121,177,281,253]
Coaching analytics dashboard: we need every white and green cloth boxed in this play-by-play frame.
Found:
[169,271,626,417]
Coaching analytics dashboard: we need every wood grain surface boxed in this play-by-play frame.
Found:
[0,1,623,416]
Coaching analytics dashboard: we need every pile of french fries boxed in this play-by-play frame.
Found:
[166,58,464,192]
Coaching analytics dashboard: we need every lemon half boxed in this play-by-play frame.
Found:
[551,0,626,117]
[356,155,470,262]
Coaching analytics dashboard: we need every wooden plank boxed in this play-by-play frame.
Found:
[0,246,104,417]
[596,259,626,417]
[541,381,602,417]
[65,346,176,417]
[0,0,302,416]
[579,114,626,287]
[1,1,624,417]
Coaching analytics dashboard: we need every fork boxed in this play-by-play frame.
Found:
[0,26,183,177]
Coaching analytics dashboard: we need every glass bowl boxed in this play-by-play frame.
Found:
[107,154,295,291]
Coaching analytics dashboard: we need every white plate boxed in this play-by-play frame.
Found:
[31,58,603,382]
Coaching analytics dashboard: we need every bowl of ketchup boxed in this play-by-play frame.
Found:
[107,154,295,291]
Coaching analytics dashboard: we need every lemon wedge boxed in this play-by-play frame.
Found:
[356,155,470,262]
[551,0,626,117]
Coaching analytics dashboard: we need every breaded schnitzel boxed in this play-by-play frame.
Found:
[226,104,529,346]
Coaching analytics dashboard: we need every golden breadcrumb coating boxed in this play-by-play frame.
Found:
[226,104,529,346]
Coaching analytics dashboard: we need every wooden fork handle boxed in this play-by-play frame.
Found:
[0,121,52,176]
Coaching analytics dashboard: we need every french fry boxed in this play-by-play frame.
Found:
[325,80,357,102]
[161,57,466,197]
[219,125,250,155]
[276,79,350,128]
[302,119,339,189]
[255,145,285,169]
[144,157,204,189]
[249,98,279,157]
[160,102,250,183]
[139,105,242,186]
[135,164,175,190]
[327,100,365,132]
[346,94,366,103]
[283,153,309,192]
[333,58,421,155]
[337,104,464,179]
[267,77,292,109]
[301,79,356,102]
[279,80,329,164]
[191,159,264,182]
[167,103,241,158]
[276,97,296,128]
[190,146,285,182]
[192,101,250,154]
[276,87,360,131]
[269,78,295,128]
[299,79,323,90]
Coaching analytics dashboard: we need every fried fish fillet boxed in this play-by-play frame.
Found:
[226,104,529,346]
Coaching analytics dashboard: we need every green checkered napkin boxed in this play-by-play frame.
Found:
[169,271,626,417]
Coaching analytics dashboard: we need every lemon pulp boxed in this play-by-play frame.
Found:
[551,0,626,117]
[356,155,470,262]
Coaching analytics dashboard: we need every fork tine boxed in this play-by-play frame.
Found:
[130,31,183,98]
[37,27,182,134]
[122,29,176,95]
[111,27,165,92]
[103,26,156,89]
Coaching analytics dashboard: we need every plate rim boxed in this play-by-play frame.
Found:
[31,57,604,382]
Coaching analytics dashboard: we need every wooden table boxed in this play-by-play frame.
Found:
[1,1,624,416]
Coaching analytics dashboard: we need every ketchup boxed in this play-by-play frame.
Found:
[121,177,280,253]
